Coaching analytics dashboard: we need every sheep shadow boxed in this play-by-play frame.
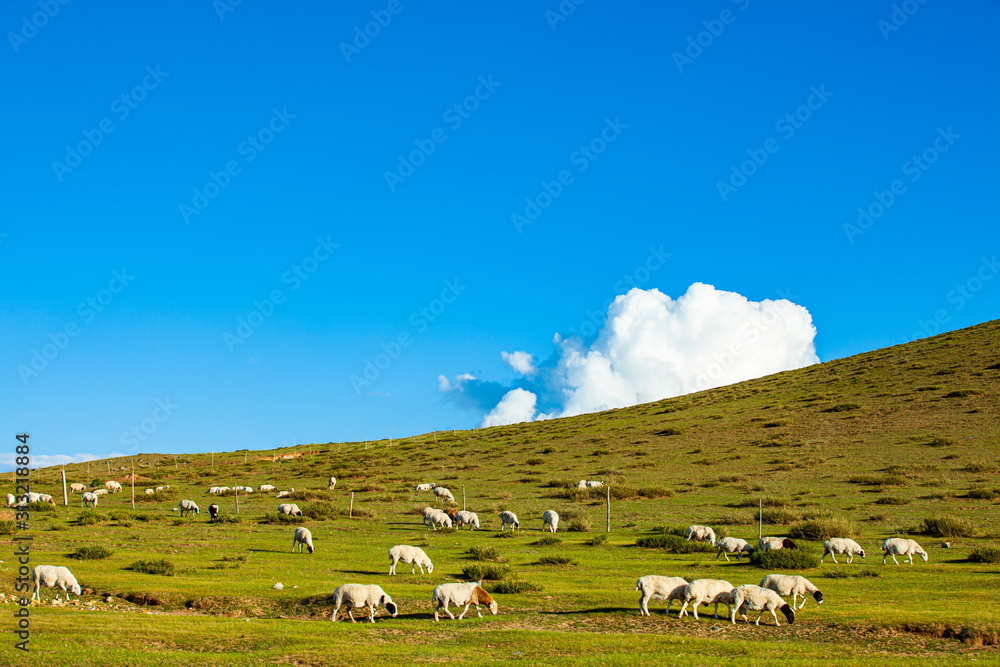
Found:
[540,607,631,616]
[339,569,387,576]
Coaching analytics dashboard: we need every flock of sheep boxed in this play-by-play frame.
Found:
[22,476,931,625]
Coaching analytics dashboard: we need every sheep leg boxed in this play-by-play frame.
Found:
[678,600,688,618]
[693,601,700,620]
[456,603,472,620]
[770,609,780,626]
[846,554,852,564]
[755,610,763,626]
[442,604,456,620]
[347,609,357,623]
[368,605,376,623]
[892,554,899,565]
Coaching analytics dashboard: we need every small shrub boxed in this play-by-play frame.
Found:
[874,496,910,506]
[221,554,249,563]
[823,403,861,413]
[567,517,592,533]
[126,559,175,576]
[261,512,305,525]
[70,546,113,560]
[217,515,243,524]
[788,518,855,541]
[534,536,561,546]
[28,501,56,513]
[656,427,684,436]
[494,531,516,539]
[541,447,556,454]
[635,535,713,553]
[584,534,608,546]
[967,488,1000,500]
[749,548,819,570]
[0,520,17,535]
[927,437,956,447]
[648,525,688,537]
[302,502,337,521]
[968,547,1000,564]
[75,510,101,526]
[525,457,544,466]
[758,508,799,525]
[967,461,999,474]
[461,563,510,581]
[537,555,577,566]
[944,389,984,398]
[486,578,541,594]
[920,516,978,537]
[466,546,504,562]
[592,449,611,456]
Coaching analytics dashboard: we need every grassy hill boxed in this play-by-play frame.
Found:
[2,320,998,666]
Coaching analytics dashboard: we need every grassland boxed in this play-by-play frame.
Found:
[2,320,999,666]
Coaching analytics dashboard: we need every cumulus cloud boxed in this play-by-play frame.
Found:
[0,452,100,473]
[441,283,819,424]
[501,351,536,376]
[480,388,538,427]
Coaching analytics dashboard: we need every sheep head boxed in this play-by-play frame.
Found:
[779,604,795,624]
[381,595,398,617]
[781,538,797,549]
[812,590,824,605]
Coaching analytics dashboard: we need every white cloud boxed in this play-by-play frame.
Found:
[501,350,536,376]
[438,373,476,391]
[479,388,538,427]
[0,452,100,473]
[452,284,819,425]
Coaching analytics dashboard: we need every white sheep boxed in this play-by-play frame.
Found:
[5,493,16,507]
[258,484,276,492]
[278,503,303,517]
[328,477,337,490]
[715,537,754,561]
[93,489,109,497]
[576,480,587,490]
[292,527,314,553]
[686,525,717,546]
[144,489,155,495]
[81,492,98,508]
[759,574,823,609]
[178,499,199,517]
[235,486,253,493]
[388,545,433,575]
[636,575,688,616]
[433,487,456,503]
[541,510,559,533]
[499,510,519,531]
[822,537,866,564]
[425,510,452,530]
[331,584,398,623]
[105,481,122,493]
[69,483,87,494]
[882,537,928,565]
[275,488,294,499]
[156,486,169,492]
[431,582,498,622]
[731,584,795,626]
[758,536,797,552]
[415,483,436,491]
[456,510,480,530]
[31,565,82,602]
[679,579,735,620]
[585,481,604,489]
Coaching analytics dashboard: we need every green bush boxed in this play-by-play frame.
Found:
[758,508,800,524]
[217,515,243,524]
[126,559,175,576]
[28,501,56,513]
[0,519,16,535]
[75,510,102,526]
[534,536,561,546]
[70,546,113,560]
[921,516,978,537]
[461,563,511,581]
[261,512,305,525]
[968,547,1000,564]
[302,502,337,520]
[466,546,504,562]
[874,496,910,505]
[486,578,541,594]
[647,525,688,537]
[788,517,856,540]
[584,534,608,546]
[635,535,714,553]
[967,488,999,500]
[749,548,819,570]
[537,555,576,566]
[567,517,592,532]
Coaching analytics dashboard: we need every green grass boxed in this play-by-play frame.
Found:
[4,319,999,664]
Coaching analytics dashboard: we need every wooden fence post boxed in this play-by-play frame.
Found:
[349,492,354,518]
[606,486,611,533]
[131,458,135,510]
[61,469,68,507]
[463,486,466,511]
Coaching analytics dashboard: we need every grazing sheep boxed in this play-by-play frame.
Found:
[686,525,717,546]
[258,484,276,492]
[208,503,220,523]
[234,486,253,493]
[882,538,928,565]
[278,503,303,517]
[731,584,795,626]
[576,480,587,490]
[759,574,823,610]
[144,489,155,495]
[156,486,169,492]
[541,510,560,533]
[31,565,82,602]
[499,510,519,531]
[758,536,797,552]
[292,527,314,553]
[69,483,86,494]
[636,575,688,616]
[679,579,735,620]
[37,493,55,504]
[415,483,436,492]
[422,506,439,520]
[456,510,480,530]
[81,492,98,508]
[331,584,397,623]
[328,477,337,490]
[388,545,433,575]
[275,489,294,499]
[5,493,15,507]
[445,508,460,524]
[93,489,109,497]
[425,510,452,530]
[431,582,498,622]
[715,537,754,562]
[433,487,456,503]
[178,499,199,517]
[822,538,866,564]
[586,480,604,489]
[105,481,122,493]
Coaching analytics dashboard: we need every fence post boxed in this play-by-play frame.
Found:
[131,458,135,510]
[758,498,762,540]
[606,485,611,533]
[349,492,354,518]
[235,485,240,515]
[463,486,466,511]
[61,469,68,507]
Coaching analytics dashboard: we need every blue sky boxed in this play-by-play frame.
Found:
[1,0,998,469]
